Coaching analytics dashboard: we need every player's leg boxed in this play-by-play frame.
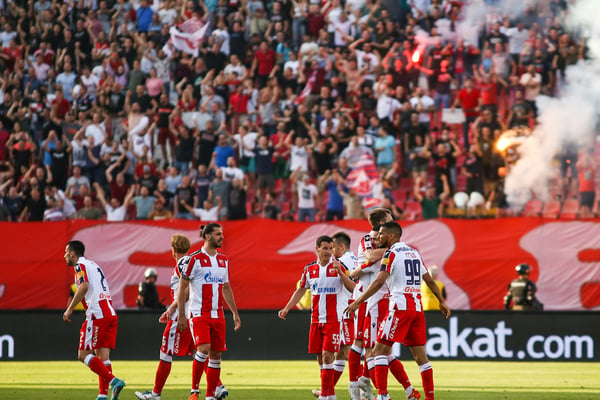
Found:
[136,320,180,400]
[372,341,393,398]
[333,316,353,386]
[404,311,430,399]
[205,317,227,400]
[347,338,363,400]
[321,350,336,399]
[189,317,211,400]
[79,318,125,400]
[206,350,222,400]
[409,346,433,400]
[320,322,341,399]
[95,348,112,399]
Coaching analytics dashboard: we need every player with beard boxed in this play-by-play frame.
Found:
[177,224,241,400]
[346,222,450,400]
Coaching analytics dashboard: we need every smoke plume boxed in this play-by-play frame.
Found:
[504,0,599,208]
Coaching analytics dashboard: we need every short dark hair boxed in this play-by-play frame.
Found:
[316,235,333,247]
[332,231,351,248]
[201,223,221,239]
[368,208,392,227]
[67,240,85,257]
[381,221,403,239]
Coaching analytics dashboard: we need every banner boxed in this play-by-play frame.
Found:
[0,219,600,311]
[0,311,597,361]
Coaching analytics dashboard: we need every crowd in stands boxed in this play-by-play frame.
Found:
[0,0,594,223]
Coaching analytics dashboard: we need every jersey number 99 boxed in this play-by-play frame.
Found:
[404,259,421,285]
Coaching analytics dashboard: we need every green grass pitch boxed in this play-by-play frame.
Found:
[1,360,599,399]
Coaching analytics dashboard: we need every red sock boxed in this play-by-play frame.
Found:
[362,359,370,378]
[192,352,208,391]
[206,359,221,398]
[88,356,114,381]
[99,361,111,395]
[348,346,362,382]
[153,360,172,395]
[333,369,343,386]
[204,362,223,387]
[373,355,388,395]
[420,363,434,399]
[321,364,335,396]
[389,358,411,389]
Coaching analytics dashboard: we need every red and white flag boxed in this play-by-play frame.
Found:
[296,70,317,104]
[166,19,209,57]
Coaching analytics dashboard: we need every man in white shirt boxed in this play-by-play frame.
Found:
[94,182,135,222]
[520,63,542,115]
[502,21,529,63]
[85,112,107,145]
[376,86,403,125]
[292,170,318,222]
[221,157,245,182]
[183,197,223,221]
[409,87,435,126]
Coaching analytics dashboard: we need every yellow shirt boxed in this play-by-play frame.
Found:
[296,280,312,310]
[421,279,445,311]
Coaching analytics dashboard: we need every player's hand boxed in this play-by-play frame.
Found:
[350,268,362,279]
[439,302,451,319]
[63,309,72,323]
[159,311,170,323]
[177,317,188,332]
[233,313,241,331]
[344,302,359,317]
[278,308,289,320]
[333,260,343,274]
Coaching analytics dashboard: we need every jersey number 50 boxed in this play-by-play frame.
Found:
[404,259,421,285]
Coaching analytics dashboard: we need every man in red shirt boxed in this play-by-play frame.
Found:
[51,88,71,130]
[251,40,276,88]
[452,78,481,148]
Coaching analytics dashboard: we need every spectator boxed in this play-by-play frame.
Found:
[208,169,231,220]
[228,178,249,220]
[182,196,223,221]
[291,168,318,222]
[129,185,156,220]
[147,197,173,220]
[263,192,282,220]
[413,175,450,219]
[318,169,345,221]
[173,175,197,220]
[77,195,104,220]
[94,182,134,222]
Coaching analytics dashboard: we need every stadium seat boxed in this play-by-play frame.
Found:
[541,200,561,218]
[522,200,542,217]
[560,198,579,219]
[403,201,422,220]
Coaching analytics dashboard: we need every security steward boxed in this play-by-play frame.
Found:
[137,268,165,310]
[504,263,543,311]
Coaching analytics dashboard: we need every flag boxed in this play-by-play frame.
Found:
[296,70,317,104]
[166,20,209,57]
[345,154,379,198]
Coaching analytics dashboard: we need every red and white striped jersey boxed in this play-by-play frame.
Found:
[338,251,358,307]
[169,257,191,320]
[73,257,116,320]
[353,234,377,300]
[380,242,429,312]
[300,260,348,323]
[362,258,391,318]
[178,248,230,319]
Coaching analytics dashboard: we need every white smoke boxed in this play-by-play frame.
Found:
[454,0,532,47]
[505,0,600,208]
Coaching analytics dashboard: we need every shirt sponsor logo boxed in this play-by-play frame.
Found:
[99,293,111,300]
[313,287,336,294]
[203,271,224,284]
[404,287,421,293]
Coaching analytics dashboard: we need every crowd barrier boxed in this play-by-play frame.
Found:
[1,219,600,311]
[0,310,597,361]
